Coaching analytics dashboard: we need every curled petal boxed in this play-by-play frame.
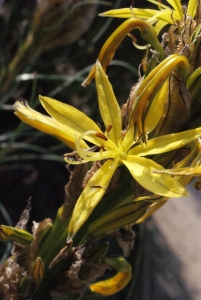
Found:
[75,130,119,162]
[63,155,87,165]
[90,257,132,296]
[82,18,164,86]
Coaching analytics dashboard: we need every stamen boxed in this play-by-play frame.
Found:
[106,124,112,133]
[94,132,108,141]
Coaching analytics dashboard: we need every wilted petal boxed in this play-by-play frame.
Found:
[122,155,188,197]
[90,257,132,296]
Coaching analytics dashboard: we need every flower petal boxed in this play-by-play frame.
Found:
[90,258,132,296]
[129,128,201,156]
[165,0,183,18]
[187,0,197,17]
[121,121,136,153]
[128,54,190,139]
[99,8,161,19]
[153,166,201,176]
[122,155,188,197]
[39,96,103,146]
[145,79,169,134]
[82,19,164,86]
[67,158,119,239]
[14,101,86,150]
[96,61,122,146]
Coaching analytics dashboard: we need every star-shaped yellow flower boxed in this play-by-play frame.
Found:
[14,59,201,238]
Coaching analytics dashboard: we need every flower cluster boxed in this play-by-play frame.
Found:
[1,0,201,298]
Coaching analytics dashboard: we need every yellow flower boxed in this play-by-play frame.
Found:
[99,0,197,34]
[14,59,201,238]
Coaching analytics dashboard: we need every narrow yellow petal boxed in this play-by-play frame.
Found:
[95,61,122,146]
[121,120,136,152]
[39,96,103,146]
[90,257,131,296]
[99,8,160,19]
[82,18,164,86]
[136,200,167,223]
[67,159,119,239]
[153,166,201,176]
[129,55,190,135]
[14,101,82,150]
[122,155,188,197]
[147,9,174,26]
[129,128,201,156]
[187,0,197,17]
[165,0,183,18]
[145,79,169,134]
